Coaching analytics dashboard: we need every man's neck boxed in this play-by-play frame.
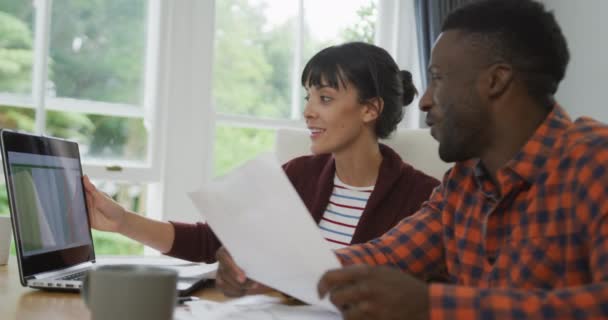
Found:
[479,99,551,185]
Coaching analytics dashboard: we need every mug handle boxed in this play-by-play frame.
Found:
[81,271,90,308]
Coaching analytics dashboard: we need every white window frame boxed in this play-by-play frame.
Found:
[0,0,164,184]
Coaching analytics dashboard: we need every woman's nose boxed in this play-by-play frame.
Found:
[303,101,315,119]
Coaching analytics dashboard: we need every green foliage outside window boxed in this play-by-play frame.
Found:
[341,2,377,44]
[0,10,32,93]
[48,0,146,105]
[0,0,148,161]
[214,126,276,177]
[213,0,293,118]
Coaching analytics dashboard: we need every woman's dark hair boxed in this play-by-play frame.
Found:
[301,42,417,139]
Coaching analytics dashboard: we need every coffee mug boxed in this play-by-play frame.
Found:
[82,264,178,320]
[0,216,11,266]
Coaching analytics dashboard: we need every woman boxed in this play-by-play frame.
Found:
[83,42,439,267]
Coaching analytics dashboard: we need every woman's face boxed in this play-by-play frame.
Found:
[303,80,376,155]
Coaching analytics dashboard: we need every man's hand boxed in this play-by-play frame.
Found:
[215,246,270,297]
[318,265,430,320]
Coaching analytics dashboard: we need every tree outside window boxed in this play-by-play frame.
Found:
[213,0,378,176]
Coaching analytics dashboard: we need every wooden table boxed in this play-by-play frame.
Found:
[0,258,230,320]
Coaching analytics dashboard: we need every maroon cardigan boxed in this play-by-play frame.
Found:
[166,144,440,263]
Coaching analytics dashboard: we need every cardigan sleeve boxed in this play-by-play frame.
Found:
[163,221,222,263]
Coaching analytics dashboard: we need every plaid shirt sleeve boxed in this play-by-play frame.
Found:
[335,183,446,278]
[430,141,608,319]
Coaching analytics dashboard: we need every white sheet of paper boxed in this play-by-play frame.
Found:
[98,256,217,278]
[174,295,341,320]
[188,154,341,311]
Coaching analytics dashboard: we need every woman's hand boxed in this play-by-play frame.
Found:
[83,175,128,233]
[215,246,271,297]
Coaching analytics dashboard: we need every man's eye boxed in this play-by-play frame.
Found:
[321,96,332,103]
[304,94,310,101]
[430,74,442,80]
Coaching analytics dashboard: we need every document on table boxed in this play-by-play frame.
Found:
[174,295,341,320]
[188,154,342,311]
[98,256,217,279]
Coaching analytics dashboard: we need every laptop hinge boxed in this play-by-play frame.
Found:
[31,261,94,280]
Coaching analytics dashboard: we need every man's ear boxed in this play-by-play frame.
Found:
[485,63,514,98]
[362,97,384,123]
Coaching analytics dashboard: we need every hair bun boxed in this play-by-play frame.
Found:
[400,70,418,106]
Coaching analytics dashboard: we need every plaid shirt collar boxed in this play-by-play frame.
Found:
[473,105,573,198]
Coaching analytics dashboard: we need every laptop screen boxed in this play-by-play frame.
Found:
[8,151,91,256]
[1,130,95,279]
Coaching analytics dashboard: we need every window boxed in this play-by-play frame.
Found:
[0,0,160,254]
[0,0,419,252]
[213,0,378,175]
[214,125,275,176]
[0,0,154,163]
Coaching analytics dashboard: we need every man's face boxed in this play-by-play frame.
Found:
[419,31,492,163]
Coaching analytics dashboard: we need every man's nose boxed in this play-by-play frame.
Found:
[418,87,433,113]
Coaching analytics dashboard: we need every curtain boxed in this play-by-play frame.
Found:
[376,0,425,128]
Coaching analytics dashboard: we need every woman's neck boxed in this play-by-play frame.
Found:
[333,137,383,187]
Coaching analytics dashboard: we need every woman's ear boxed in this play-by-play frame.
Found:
[362,97,383,124]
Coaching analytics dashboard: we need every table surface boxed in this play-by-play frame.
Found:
[0,257,232,320]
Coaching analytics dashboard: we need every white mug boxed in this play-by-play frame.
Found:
[82,264,178,320]
[0,216,11,266]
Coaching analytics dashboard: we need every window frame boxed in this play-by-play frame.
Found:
[0,0,164,184]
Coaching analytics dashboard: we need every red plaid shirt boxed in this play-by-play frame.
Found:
[336,106,608,319]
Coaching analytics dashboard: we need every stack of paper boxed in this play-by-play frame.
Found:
[174,295,341,320]
[98,256,217,279]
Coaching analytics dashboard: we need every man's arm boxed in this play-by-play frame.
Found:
[429,283,608,319]
[335,184,446,279]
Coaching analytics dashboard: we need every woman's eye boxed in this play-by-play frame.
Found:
[320,96,332,103]
[304,94,310,101]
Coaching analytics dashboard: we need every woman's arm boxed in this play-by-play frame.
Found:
[83,175,175,253]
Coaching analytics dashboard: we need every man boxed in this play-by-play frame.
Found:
[316,0,608,319]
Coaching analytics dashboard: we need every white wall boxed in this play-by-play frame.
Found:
[543,0,608,122]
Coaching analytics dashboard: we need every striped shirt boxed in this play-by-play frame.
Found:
[319,176,374,249]
[337,106,608,319]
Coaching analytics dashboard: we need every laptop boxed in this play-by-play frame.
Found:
[0,129,213,295]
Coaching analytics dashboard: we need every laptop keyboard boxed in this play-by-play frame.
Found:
[58,270,87,281]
